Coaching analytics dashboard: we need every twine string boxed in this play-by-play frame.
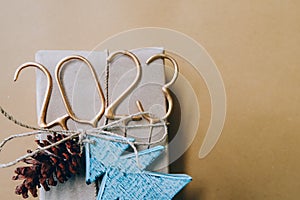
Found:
[0,106,168,168]
[0,132,80,168]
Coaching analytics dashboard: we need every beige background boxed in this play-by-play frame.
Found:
[0,0,299,199]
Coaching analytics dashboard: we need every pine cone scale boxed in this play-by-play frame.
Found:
[13,133,83,199]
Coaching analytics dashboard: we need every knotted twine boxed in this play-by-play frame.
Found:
[0,105,168,168]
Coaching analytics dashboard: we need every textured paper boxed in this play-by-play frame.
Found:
[106,47,169,172]
[35,48,168,200]
[35,50,106,200]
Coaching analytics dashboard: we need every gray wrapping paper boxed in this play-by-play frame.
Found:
[35,48,167,200]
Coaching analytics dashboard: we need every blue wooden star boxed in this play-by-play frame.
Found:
[97,168,192,200]
[85,135,164,184]
[85,134,192,200]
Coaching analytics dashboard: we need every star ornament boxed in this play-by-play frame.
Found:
[98,168,192,200]
[85,135,192,200]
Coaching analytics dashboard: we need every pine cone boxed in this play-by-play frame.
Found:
[12,133,84,199]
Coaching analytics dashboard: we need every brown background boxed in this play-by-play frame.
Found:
[0,1,300,199]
